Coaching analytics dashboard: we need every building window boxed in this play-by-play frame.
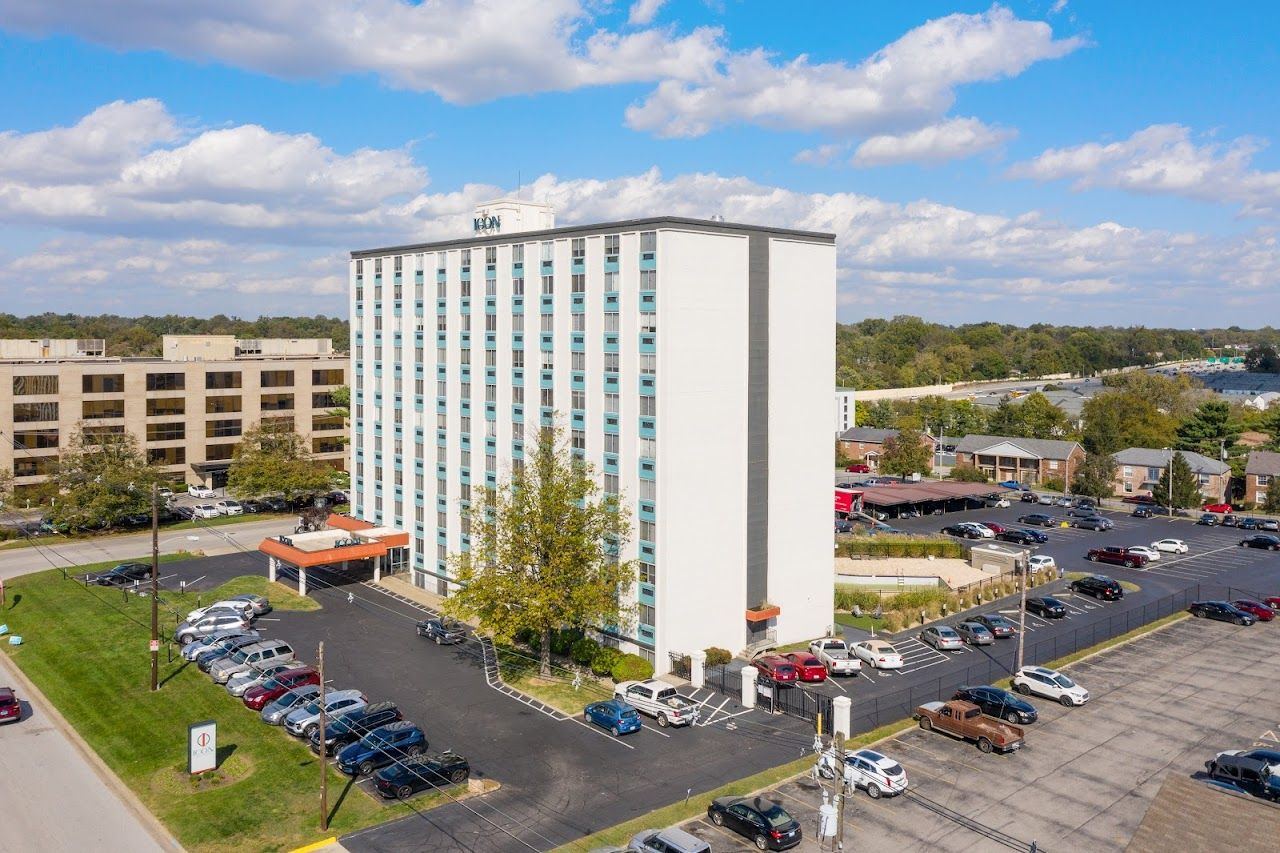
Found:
[206,395,242,414]
[206,371,242,390]
[540,241,554,263]
[512,276,524,295]
[206,419,242,438]
[146,422,185,442]
[639,520,656,542]
[1048,460,1059,471]
[640,313,656,334]
[571,273,585,293]
[639,479,655,501]
[82,399,124,419]
[540,313,554,333]
[571,389,585,409]
[83,374,125,394]
[148,447,186,466]
[312,368,345,385]
[512,314,524,332]
[605,234,620,259]
[638,562,655,584]
[14,457,56,477]
[1147,467,1161,480]
[312,391,338,409]
[604,433,619,454]
[604,313,620,333]
[603,474,619,494]
[604,393,619,412]
[1122,466,1132,477]
[313,437,344,454]
[571,237,585,260]
[512,386,524,404]
[145,372,184,391]
[12,375,58,396]
[13,429,58,450]
[640,231,657,253]
[640,269,656,290]
[639,437,656,458]
[312,414,344,432]
[540,388,554,407]
[638,604,656,627]
[204,443,238,461]
[80,424,124,442]
[639,396,656,417]
[571,429,585,450]
[260,370,294,388]
[1258,475,1272,487]
[541,274,554,294]
[639,353,655,374]
[261,393,295,411]
[146,397,185,417]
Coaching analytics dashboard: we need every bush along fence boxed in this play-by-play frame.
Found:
[838,538,965,559]
[835,570,1055,633]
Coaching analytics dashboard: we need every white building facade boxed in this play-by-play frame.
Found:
[834,388,857,435]
[350,203,835,670]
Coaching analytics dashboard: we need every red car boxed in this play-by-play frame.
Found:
[0,687,19,724]
[242,666,321,710]
[750,655,798,685]
[1232,599,1276,621]
[783,652,828,682]
[977,521,1007,535]
[1122,495,1157,504]
[1203,503,1233,513]
[845,464,872,473]
[1264,597,1280,610]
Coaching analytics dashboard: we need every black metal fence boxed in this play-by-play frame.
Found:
[771,684,834,734]
[669,652,690,680]
[706,663,736,697]
[848,584,1207,735]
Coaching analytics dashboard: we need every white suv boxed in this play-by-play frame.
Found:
[817,748,908,798]
[1012,666,1090,707]
[215,500,243,516]
[1029,555,1057,573]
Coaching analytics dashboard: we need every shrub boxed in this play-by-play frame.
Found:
[948,465,989,483]
[590,647,622,677]
[611,653,655,683]
[514,627,537,647]
[551,627,582,657]
[884,588,949,611]
[1042,477,1065,492]
[704,647,733,667]
[881,611,905,632]
[834,587,880,612]
[570,637,600,665]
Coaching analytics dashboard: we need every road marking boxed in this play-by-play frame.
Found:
[565,715,637,749]
[641,723,672,738]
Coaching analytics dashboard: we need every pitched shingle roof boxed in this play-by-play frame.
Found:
[954,434,1081,460]
[1246,450,1280,477]
[838,427,900,443]
[1112,447,1230,476]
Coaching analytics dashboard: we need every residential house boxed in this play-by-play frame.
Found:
[837,427,933,470]
[1111,448,1231,504]
[952,435,1084,486]
[1244,451,1280,506]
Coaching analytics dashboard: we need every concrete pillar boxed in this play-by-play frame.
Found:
[372,555,381,583]
[689,650,706,689]
[741,665,758,709]
[832,695,852,739]
[268,556,277,583]
[298,566,307,596]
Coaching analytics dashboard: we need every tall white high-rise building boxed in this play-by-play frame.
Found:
[350,201,835,670]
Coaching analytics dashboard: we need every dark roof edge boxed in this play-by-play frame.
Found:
[351,216,836,258]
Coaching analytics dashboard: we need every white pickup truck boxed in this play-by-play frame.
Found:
[808,638,862,676]
[614,680,700,728]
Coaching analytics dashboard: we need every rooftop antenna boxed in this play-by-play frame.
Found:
[517,170,522,200]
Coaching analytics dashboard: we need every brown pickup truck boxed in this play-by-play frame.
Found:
[913,700,1025,753]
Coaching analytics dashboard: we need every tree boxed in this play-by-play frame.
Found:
[328,385,351,447]
[986,393,1075,439]
[1263,486,1280,515]
[947,465,988,483]
[879,429,933,477]
[1155,452,1201,510]
[1246,344,1280,373]
[1175,401,1238,459]
[1081,390,1178,455]
[227,420,335,501]
[442,425,636,677]
[46,426,158,530]
[0,468,12,508]
[1071,453,1118,501]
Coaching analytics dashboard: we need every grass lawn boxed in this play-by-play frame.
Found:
[0,563,453,852]
[494,646,614,715]
[1064,571,1141,592]
[833,611,887,632]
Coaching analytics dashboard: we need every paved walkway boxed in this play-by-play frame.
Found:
[0,654,178,853]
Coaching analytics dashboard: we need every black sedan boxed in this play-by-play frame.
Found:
[373,750,470,799]
[1020,492,1040,503]
[997,529,1047,545]
[1017,513,1060,527]
[1240,535,1280,551]
[1026,596,1067,619]
[940,524,982,539]
[707,796,802,851]
[972,613,1018,638]
[1189,600,1257,625]
[952,685,1038,724]
[87,562,152,586]
[416,618,466,645]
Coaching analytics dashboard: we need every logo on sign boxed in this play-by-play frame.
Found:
[188,720,217,774]
[473,213,502,233]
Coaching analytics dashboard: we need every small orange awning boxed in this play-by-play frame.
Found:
[745,605,781,623]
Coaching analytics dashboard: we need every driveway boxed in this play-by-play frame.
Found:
[677,613,1280,851]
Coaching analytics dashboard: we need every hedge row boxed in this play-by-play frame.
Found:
[838,538,964,559]
[513,626,654,683]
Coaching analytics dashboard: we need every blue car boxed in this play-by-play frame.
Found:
[335,721,428,776]
[583,699,642,736]
[998,480,1025,490]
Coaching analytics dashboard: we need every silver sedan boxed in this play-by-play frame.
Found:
[919,625,965,651]
[954,621,995,646]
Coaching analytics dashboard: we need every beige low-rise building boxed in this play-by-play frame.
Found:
[1,335,348,498]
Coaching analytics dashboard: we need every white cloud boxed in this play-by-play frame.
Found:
[628,0,666,26]
[0,99,178,182]
[0,0,723,104]
[624,5,1082,138]
[794,143,849,166]
[1008,124,1280,216]
[1050,0,1068,13]
[852,118,1015,167]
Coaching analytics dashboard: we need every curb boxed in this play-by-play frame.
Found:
[0,652,185,851]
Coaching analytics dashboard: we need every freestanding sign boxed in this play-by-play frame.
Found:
[188,720,217,774]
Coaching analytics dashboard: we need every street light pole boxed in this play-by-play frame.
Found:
[150,482,159,692]
[1165,447,1173,518]
[1016,549,1029,672]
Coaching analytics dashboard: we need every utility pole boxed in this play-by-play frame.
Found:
[1016,550,1029,671]
[318,642,328,831]
[150,482,160,692]
[1166,447,1174,518]
[834,729,846,851]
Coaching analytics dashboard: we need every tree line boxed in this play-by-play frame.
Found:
[836,316,1280,390]
[0,313,349,356]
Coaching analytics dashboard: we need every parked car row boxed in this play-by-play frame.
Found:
[1189,596,1280,625]
[1204,749,1280,802]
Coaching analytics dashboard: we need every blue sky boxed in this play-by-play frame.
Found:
[0,1,1278,325]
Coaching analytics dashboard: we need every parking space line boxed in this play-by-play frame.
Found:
[641,723,672,738]
[564,715,637,749]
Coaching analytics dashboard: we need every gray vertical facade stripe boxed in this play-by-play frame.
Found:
[746,234,769,610]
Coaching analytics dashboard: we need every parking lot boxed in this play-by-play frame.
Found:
[677,613,1280,851]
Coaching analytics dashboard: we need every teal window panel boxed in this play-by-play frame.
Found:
[639,501,655,521]
[512,263,523,276]
[512,440,524,459]
[460,400,471,416]
[394,272,402,284]
[393,301,402,317]
[540,407,554,426]
[640,292,656,313]
[393,364,403,377]
[571,409,585,428]
[354,361,363,373]
[570,372,585,390]
[571,261,585,274]
[640,256,656,271]
[485,268,496,280]
[415,271,424,284]
[603,374,620,393]
[485,297,497,314]
[485,402,496,420]
[604,260,619,273]
[436,497,447,511]
[571,334,585,352]
[571,295,585,313]
[638,585,655,606]
[540,295,554,313]
[603,453,618,473]
[604,414,619,433]
[604,293,620,310]
[460,468,471,484]
[415,300,424,317]
[540,370,554,389]
[485,472,497,487]
[638,459,655,481]
[512,332,524,349]
[512,296,524,314]
[414,396,424,412]
[436,270,446,282]
[485,437,497,453]
[373,305,382,317]
[436,397,447,413]
[437,463,447,478]
[639,417,656,438]
[540,260,553,274]
[461,433,471,450]
[355,304,364,316]
[436,429,447,446]
[638,625,655,642]
[512,369,524,387]
[394,396,404,410]
[604,334,619,352]
[460,270,471,282]
[436,332,447,347]
[373,366,383,378]
[640,376,656,396]
[513,405,524,422]
[437,530,448,545]
[485,333,497,350]
[415,494,425,508]
[485,367,497,384]
[374,274,383,284]
[460,297,471,314]
[437,366,447,380]
[460,366,472,383]
[639,542,656,561]
[461,332,471,348]
[540,333,553,351]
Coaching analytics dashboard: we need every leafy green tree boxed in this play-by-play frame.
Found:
[1081,391,1178,455]
[856,400,898,428]
[1071,453,1118,501]
[1175,401,1238,459]
[227,420,335,501]
[443,426,636,677]
[1263,487,1280,515]
[879,429,933,477]
[987,393,1075,439]
[46,426,158,529]
[0,468,12,508]
[328,385,351,447]
[947,465,988,483]
[1155,452,1202,510]
[1246,344,1280,373]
